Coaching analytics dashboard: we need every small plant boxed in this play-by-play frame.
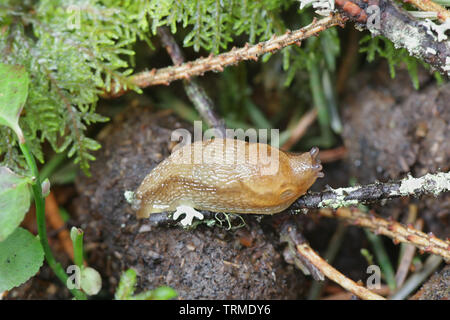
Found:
[67,227,102,296]
[115,269,177,300]
[0,63,87,299]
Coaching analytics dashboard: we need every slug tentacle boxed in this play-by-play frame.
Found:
[134,138,324,218]
[310,147,324,178]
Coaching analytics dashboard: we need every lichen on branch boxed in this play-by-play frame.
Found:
[292,171,450,210]
[335,0,450,77]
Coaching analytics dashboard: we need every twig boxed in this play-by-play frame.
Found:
[395,205,421,288]
[394,222,421,286]
[103,14,346,97]
[307,222,347,299]
[318,207,450,261]
[280,221,385,300]
[335,0,450,77]
[45,192,74,262]
[281,109,318,151]
[157,27,226,134]
[292,171,450,210]
[336,27,360,95]
[318,146,347,163]
[322,285,390,299]
[401,0,450,22]
[390,255,443,299]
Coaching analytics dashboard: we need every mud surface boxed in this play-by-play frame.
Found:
[341,68,450,238]
[416,264,450,300]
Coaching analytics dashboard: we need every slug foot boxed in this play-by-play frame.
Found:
[173,205,204,226]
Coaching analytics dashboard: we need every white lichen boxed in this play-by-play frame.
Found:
[443,56,450,76]
[420,19,450,42]
[298,0,334,16]
[318,186,360,209]
[426,47,437,55]
[124,190,135,204]
[384,18,423,58]
[396,172,450,197]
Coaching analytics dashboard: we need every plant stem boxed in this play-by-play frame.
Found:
[390,255,443,300]
[364,229,397,292]
[307,222,347,299]
[72,229,84,268]
[19,142,87,300]
[39,152,67,181]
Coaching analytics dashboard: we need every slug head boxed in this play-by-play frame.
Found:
[287,147,324,193]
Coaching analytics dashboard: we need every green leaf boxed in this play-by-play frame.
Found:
[0,227,44,292]
[0,167,31,241]
[0,64,29,142]
[135,286,178,300]
[115,268,137,300]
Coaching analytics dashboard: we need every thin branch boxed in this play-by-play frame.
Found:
[281,109,318,151]
[103,14,346,97]
[45,192,74,262]
[395,205,421,288]
[391,255,443,299]
[394,220,422,286]
[292,171,450,210]
[280,221,386,300]
[307,222,348,299]
[318,146,348,163]
[335,0,450,77]
[401,0,450,22]
[322,285,390,299]
[157,27,225,134]
[318,207,450,261]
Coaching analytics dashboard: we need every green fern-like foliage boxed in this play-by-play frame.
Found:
[1,0,434,174]
[146,0,291,52]
[0,0,153,173]
[0,0,297,174]
[359,35,427,89]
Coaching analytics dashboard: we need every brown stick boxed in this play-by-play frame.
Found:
[281,109,318,151]
[45,192,74,262]
[318,146,348,163]
[322,285,390,299]
[402,0,450,22]
[336,27,359,95]
[395,219,423,288]
[157,27,226,134]
[103,14,346,97]
[395,204,420,288]
[318,207,450,261]
[281,222,385,300]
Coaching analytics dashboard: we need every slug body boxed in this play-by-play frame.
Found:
[134,138,323,219]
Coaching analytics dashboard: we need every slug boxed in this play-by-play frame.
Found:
[132,138,323,224]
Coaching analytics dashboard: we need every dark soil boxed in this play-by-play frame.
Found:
[416,265,450,300]
[341,66,450,238]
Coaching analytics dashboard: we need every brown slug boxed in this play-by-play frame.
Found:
[133,138,323,221]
